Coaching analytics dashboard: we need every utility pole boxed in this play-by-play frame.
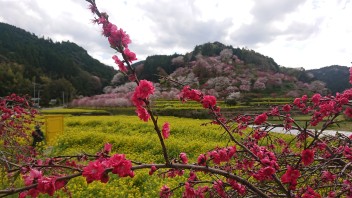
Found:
[33,79,36,102]
[62,91,65,107]
[37,90,41,107]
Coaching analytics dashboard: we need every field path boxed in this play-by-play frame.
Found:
[251,125,351,137]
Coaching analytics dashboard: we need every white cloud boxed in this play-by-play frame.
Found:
[0,0,351,70]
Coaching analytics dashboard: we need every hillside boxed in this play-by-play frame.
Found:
[129,42,352,99]
[133,42,281,83]
[101,42,329,105]
[307,65,350,94]
[0,22,116,105]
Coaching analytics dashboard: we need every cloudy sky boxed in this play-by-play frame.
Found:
[0,0,351,70]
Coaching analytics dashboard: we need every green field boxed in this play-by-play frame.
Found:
[42,97,352,131]
[42,98,293,119]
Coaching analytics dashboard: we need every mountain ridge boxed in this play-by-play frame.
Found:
[306,65,350,94]
[0,22,117,105]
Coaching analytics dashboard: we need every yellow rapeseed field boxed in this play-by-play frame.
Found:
[47,115,232,197]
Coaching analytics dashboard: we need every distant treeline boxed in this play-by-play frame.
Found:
[0,22,116,105]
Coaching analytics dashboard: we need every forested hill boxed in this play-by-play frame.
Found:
[110,42,331,100]
[0,22,116,105]
[129,42,349,97]
[136,42,281,82]
[307,65,350,94]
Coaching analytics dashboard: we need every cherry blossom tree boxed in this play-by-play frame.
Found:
[308,80,328,94]
[219,48,233,63]
[253,77,267,90]
[171,56,185,66]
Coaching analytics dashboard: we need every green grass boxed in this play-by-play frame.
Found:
[40,108,110,115]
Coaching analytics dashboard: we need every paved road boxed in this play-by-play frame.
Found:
[250,125,351,137]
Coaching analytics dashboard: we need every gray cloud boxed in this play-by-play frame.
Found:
[0,0,319,59]
[138,0,232,50]
[251,1,306,22]
[0,0,113,64]
[0,1,46,33]
[231,0,313,46]
[283,20,322,41]
[0,0,351,69]
[233,23,279,46]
